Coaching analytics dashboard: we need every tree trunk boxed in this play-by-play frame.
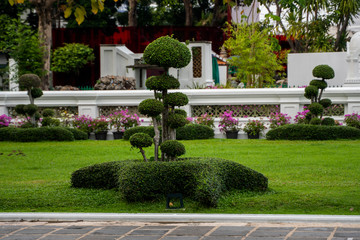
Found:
[183,0,193,26]
[152,116,160,161]
[335,16,349,51]
[128,0,137,26]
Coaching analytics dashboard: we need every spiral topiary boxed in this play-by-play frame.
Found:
[138,99,164,117]
[304,85,318,100]
[168,113,187,129]
[143,36,191,69]
[319,98,332,109]
[309,117,322,125]
[312,64,335,80]
[308,102,324,116]
[19,74,41,89]
[160,140,186,158]
[145,74,180,91]
[310,79,327,90]
[321,117,335,126]
[164,92,189,107]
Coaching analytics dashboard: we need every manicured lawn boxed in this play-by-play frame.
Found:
[0,139,359,214]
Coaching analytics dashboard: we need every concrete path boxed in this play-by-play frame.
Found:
[1,213,360,240]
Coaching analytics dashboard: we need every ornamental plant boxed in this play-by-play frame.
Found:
[91,116,109,133]
[109,109,142,132]
[195,113,215,128]
[72,115,93,133]
[0,114,11,128]
[294,106,311,124]
[344,113,360,129]
[243,119,267,136]
[269,112,291,129]
[218,110,239,133]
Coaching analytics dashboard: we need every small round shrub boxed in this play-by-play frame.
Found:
[173,109,187,117]
[310,79,327,89]
[322,117,335,126]
[130,133,153,149]
[41,117,60,127]
[319,98,332,109]
[309,117,322,125]
[160,140,186,158]
[312,64,335,80]
[145,74,180,91]
[42,108,55,117]
[35,112,41,121]
[164,92,189,107]
[304,86,318,99]
[23,104,38,116]
[138,99,164,117]
[168,113,187,129]
[143,36,191,69]
[176,124,214,140]
[19,74,41,89]
[15,104,26,115]
[123,126,155,140]
[308,102,324,116]
[30,88,43,99]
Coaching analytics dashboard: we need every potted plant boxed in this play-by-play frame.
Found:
[243,119,266,139]
[218,110,240,139]
[109,109,142,139]
[92,116,109,140]
[72,115,93,138]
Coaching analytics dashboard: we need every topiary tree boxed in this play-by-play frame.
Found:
[138,36,191,161]
[303,64,335,123]
[129,133,153,162]
[160,140,186,161]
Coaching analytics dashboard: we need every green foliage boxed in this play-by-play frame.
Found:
[173,109,187,117]
[23,104,38,116]
[310,79,327,89]
[308,102,324,116]
[160,140,186,158]
[138,99,164,117]
[176,124,214,140]
[304,85,319,99]
[168,113,187,129]
[309,117,322,125]
[30,88,43,99]
[322,117,335,126]
[164,92,189,107]
[65,127,88,140]
[145,74,180,91]
[0,127,75,142]
[312,64,335,79]
[19,74,41,89]
[319,98,332,108]
[143,36,191,69]
[42,108,55,117]
[14,104,26,115]
[123,126,155,140]
[266,124,360,140]
[41,117,60,127]
[130,133,153,149]
[51,43,95,74]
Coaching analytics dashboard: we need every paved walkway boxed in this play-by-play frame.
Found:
[0,214,359,240]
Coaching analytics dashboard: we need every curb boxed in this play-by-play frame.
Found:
[1,213,359,223]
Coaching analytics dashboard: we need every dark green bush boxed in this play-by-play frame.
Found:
[176,124,214,140]
[23,104,38,116]
[310,79,327,89]
[30,88,43,99]
[173,109,187,117]
[130,133,153,148]
[123,126,155,140]
[42,108,55,117]
[309,117,322,125]
[312,64,335,79]
[266,124,360,140]
[0,127,17,141]
[19,73,41,89]
[322,117,335,126]
[168,113,187,129]
[319,98,332,109]
[65,127,88,140]
[160,140,186,158]
[145,74,180,91]
[308,102,323,116]
[164,92,189,107]
[41,117,60,127]
[304,86,318,99]
[0,127,75,142]
[14,104,26,115]
[138,99,164,117]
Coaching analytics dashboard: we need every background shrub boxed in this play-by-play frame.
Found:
[266,124,360,140]
[176,124,214,140]
[0,127,75,142]
[123,126,155,140]
[65,128,88,140]
[322,117,335,126]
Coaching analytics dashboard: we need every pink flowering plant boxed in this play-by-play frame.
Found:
[91,116,110,133]
[294,106,311,124]
[269,112,291,129]
[243,119,266,136]
[0,114,12,128]
[344,113,360,129]
[195,113,215,128]
[109,109,142,132]
[218,110,239,133]
[72,115,93,133]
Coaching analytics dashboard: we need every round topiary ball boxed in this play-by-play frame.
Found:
[24,104,38,116]
[310,117,322,125]
[42,108,55,117]
[143,36,191,69]
[130,133,153,149]
[145,74,180,91]
[30,88,43,99]
[308,102,324,116]
[160,140,186,158]
[304,85,318,99]
[15,104,26,115]
[312,65,335,80]
[19,74,41,89]
[138,99,164,117]
[173,109,187,117]
[322,117,335,126]
[164,92,189,107]
[319,98,332,109]
[310,79,327,90]
[168,113,187,129]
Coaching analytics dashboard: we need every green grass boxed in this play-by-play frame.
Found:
[0,139,359,214]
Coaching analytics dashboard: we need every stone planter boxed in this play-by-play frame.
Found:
[225,131,239,139]
[247,132,260,139]
[113,131,124,140]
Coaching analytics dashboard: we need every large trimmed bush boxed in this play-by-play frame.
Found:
[0,127,76,142]
[176,124,214,140]
[266,124,360,140]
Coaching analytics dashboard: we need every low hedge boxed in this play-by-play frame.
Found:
[266,124,360,140]
[65,127,88,140]
[176,124,214,140]
[0,127,75,142]
[71,158,268,207]
[123,126,155,140]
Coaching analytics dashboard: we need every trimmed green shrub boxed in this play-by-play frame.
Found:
[309,117,322,125]
[14,104,26,115]
[23,104,38,116]
[168,113,187,129]
[173,109,187,117]
[0,127,17,141]
[65,127,88,140]
[312,64,335,80]
[176,124,214,140]
[164,92,189,107]
[308,102,323,116]
[310,79,327,89]
[322,117,335,126]
[266,124,360,140]
[138,99,164,117]
[160,140,186,158]
[145,74,180,91]
[123,126,155,140]
[130,133,153,148]
[30,88,43,98]
[0,127,75,142]
[42,108,55,117]
[319,98,332,109]
[41,117,60,127]
[304,85,318,99]
[19,73,41,89]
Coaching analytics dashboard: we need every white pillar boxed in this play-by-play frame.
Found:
[9,58,19,91]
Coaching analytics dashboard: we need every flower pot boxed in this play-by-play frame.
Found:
[247,132,260,139]
[225,131,239,139]
[113,131,124,140]
[95,131,108,140]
